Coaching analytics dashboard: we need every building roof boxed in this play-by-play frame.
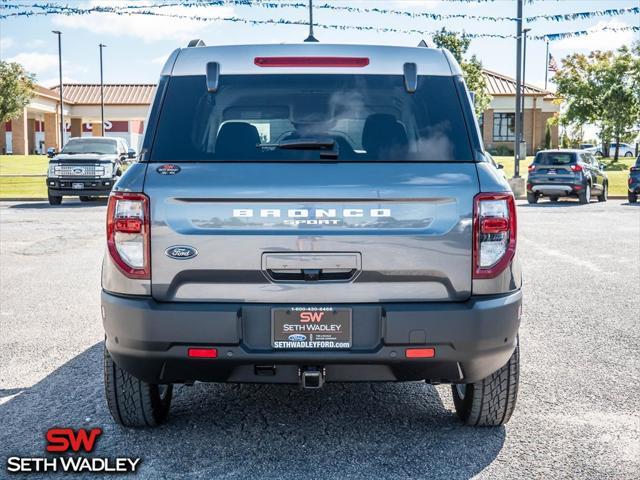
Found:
[483,69,552,96]
[49,83,156,105]
[39,68,551,106]
[33,84,72,103]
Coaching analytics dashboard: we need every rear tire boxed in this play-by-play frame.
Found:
[579,183,591,204]
[48,192,62,205]
[79,196,92,202]
[629,192,638,203]
[597,183,608,202]
[104,344,173,428]
[526,193,538,204]
[624,152,633,157]
[451,339,520,426]
[549,196,559,203]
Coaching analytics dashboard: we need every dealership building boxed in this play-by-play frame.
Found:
[1,70,559,156]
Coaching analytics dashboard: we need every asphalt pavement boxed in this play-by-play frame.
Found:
[0,198,638,479]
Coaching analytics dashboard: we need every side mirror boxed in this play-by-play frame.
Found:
[47,147,56,158]
[497,163,504,169]
[600,163,606,170]
[127,148,136,159]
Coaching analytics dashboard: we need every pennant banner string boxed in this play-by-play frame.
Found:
[1,2,638,42]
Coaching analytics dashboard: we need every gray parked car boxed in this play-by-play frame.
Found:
[101,41,522,428]
[46,137,135,205]
[527,149,608,204]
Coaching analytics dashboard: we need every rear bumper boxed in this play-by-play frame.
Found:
[102,290,522,385]
[47,177,115,196]
[528,182,582,196]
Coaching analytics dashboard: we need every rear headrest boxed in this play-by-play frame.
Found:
[362,114,408,158]
[215,122,261,158]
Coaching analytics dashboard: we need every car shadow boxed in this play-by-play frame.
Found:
[8,199,108,209]
[518,200,586,208]
[0,343,505,479]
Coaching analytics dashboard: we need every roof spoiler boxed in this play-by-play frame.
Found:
[187,39,206,48]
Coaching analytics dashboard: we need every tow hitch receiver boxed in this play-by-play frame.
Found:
[300,367,325,389]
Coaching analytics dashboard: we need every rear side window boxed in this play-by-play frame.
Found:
[534,152,576,165]
[149,74,473,162]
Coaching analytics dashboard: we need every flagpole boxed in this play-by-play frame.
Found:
[544,40,549,91]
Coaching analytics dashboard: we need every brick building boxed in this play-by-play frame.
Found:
[2,70,559,156]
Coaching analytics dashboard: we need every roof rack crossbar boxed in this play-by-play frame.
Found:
[187,39,206,48]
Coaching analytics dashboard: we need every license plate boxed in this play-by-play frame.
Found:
[72,183,84,189]
[272,307,351,349]
[547,169,557,175]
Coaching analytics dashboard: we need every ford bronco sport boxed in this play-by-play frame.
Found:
[102,42,522,428]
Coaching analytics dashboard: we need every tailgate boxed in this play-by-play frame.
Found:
[145,162,478,303]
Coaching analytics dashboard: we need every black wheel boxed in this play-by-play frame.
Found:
[104,344,173,427]
[624,152,633,157]
[79,196,92,202]
[629,192,638,203]
[48,192,62,205]
[526,193,538,204]
[579,183,591,204]
[549,196,559,203]
[452,339,520,426]
[597,183,608,202]
[595,151,603,157]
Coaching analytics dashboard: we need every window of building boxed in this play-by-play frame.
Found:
[478,113,484,133]
[493,113,515,142]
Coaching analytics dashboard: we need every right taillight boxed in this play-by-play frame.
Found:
[473,193,517,279]
[571,164,583,172]
[107,192,150,279]
[527,164,536,172]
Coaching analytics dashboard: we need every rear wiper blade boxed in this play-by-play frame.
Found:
[257,137,338,159]
[257,138,335,150]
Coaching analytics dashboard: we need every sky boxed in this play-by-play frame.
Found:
[0,0,638,89]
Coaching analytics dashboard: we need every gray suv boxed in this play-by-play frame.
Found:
[101,42,522,428]
[527,149,608,204]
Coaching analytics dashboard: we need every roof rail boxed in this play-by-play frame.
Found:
[187,39,206,48]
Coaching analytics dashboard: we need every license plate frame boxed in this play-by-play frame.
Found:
[72,182,85,190]
[271,307,352,350]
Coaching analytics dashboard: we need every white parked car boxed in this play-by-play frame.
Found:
[585,143,635,157]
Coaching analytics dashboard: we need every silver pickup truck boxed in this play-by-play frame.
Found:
[101,42,522,428]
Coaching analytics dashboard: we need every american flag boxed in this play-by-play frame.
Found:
[548,53,559,73]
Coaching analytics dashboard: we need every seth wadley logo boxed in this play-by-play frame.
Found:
[6,428,141,474]
[233,208,392,225]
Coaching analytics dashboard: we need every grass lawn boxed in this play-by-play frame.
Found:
[0,155,49,176]
[493,156,632,197]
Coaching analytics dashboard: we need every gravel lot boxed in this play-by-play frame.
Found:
[1,198,639,479]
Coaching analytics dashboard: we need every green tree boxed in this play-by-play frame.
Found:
[553,43,640,160]
[432,28,492,117]
[0,61,35,124]
[544,121,552,149]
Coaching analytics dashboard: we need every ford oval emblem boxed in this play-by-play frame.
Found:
[165,245,198,260]
[288,334,307,342]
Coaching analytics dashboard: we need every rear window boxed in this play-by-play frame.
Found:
[149,74,473,162]
[534,152,576,165]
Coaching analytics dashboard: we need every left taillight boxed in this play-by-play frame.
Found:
[107,192,150,279]
[473,193,517,279]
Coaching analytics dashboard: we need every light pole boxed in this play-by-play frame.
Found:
[521,27,531,147]
[52,30,64,150]
[513,0,523,178]
[304,0,318,42]
[99,43,106,134]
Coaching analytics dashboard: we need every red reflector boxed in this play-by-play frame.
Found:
[114,218,143,233]
[480,217,509,234]
[405,348,435,358]
[573,185,583,190]
[254,56,369,68]
[571,164,583,172]
[188,348,218,359]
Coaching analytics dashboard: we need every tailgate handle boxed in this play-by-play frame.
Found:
[263,253,361,282]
